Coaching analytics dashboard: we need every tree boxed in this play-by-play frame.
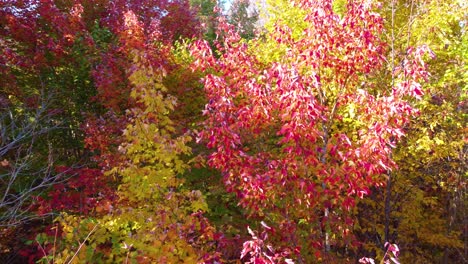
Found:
[0,0,101,245]
[190,0,225,46]
[43,47,220,263]
[0,93,67,225]
[1,0,207,262]
[355,0,467,262]
[1,0,465,262]
[191,0,433,261]
[229,0,259,40]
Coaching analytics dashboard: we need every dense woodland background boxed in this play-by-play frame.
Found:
[0,0,466,263]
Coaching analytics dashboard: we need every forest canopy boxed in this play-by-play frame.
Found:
[0,0,466,263]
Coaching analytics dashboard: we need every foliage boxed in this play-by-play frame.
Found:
[191,0,435,261]
[0,0,466,263]
[1,0,207,262]
[0,95,63,225]
[190,0,224,47]
[229,0,259,40]
[355,0,467,262]
[45,49,220,263]
[241,222,294,264]
[359,242,400,264]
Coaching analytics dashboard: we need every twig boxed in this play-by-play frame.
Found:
[35,237,50,264]
[67,224,99,264]
[53,224,58,264]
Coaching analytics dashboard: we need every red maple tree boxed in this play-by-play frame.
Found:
[191,0,433,261]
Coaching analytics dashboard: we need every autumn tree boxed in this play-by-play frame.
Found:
[191,0,434,261]
[1,0,465,262]
[190,0,225,46]
[355,0,467,262]
[1,0,210,262]
[45,45,220,263]
[0,0,104,234]
[229,0,259,40]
